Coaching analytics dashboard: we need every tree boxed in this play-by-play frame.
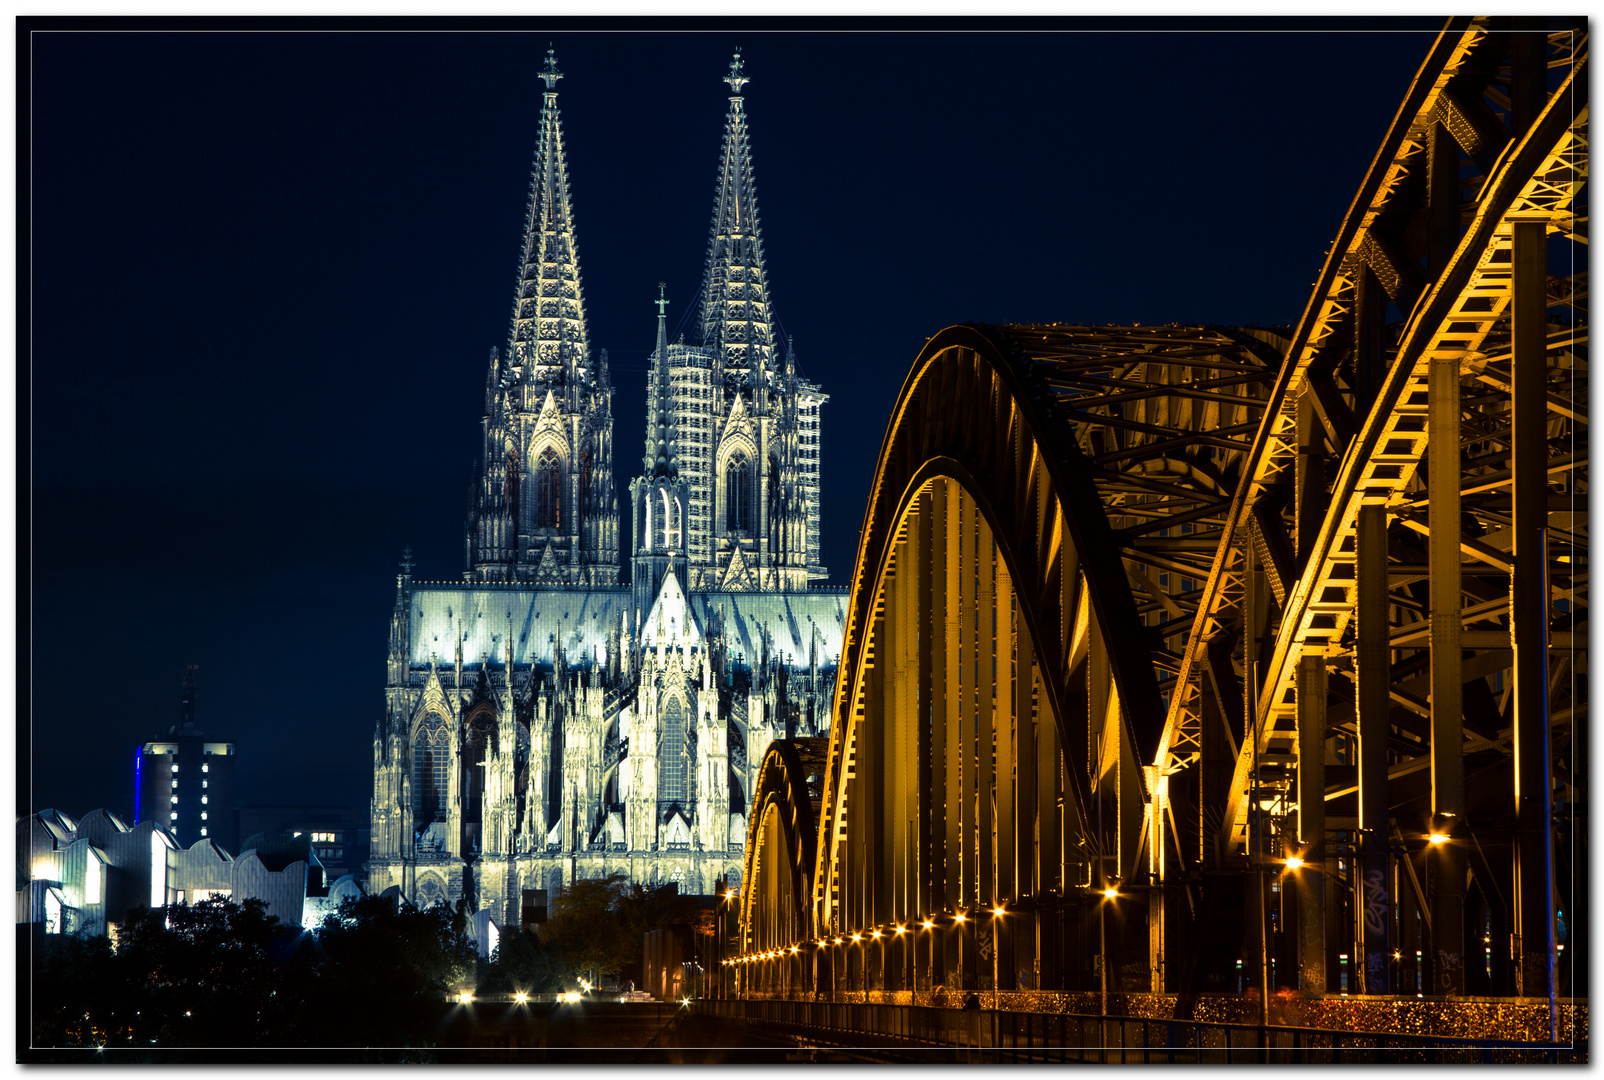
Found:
[537,873,630,982]
[613,881,698,988]
[303,895,477,1048]
[476,927,562,996]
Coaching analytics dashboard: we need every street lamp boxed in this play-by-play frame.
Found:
[990,903,1009,1053]
[1096,882,1119,1050]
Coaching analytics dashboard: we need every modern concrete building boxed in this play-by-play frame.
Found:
[17,808,360,937]
[135,665,237,852]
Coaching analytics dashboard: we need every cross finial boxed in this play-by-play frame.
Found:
[400,547,415,575]
[723,48,749,93]
[655,282,670,318]
[540,44,564,91]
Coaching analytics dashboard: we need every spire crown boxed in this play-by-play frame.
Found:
[723,48,749,94]
[540,45,564,91]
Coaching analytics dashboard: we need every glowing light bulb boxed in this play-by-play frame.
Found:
[1429,833,1449,845]
[954,913,966,924]
[1103,887,1119,900]
[1285,856,1305,870]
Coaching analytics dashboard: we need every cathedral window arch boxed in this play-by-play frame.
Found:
[577,443,594,542]
[725,452,752,535]
[462,710,497,854]
[412,719,450,828]
[659,487,674,550]
[768,454,782,545]
[534,447,562,529]
[657,697,689,806]
[504,445,521,528]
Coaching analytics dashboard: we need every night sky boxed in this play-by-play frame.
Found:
[24,20,1443,826]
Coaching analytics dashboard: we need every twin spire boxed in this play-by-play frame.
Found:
[506,43,775,396]
[699,48,775,391]
[509,46,589,380]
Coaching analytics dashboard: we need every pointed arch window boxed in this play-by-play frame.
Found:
[726,453,752,534]
[535,447,562,529]
[413,721,450,827]
[768,454,782,546]
[578,445,594,532]
[657,698,688,805]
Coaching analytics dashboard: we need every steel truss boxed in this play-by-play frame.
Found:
[736,18,1586,1014]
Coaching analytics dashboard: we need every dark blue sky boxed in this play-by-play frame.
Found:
[25,20,1442,822]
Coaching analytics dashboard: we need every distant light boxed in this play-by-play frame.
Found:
[894,925,907,935]
[922,920,934,930]
[1285,856,1305,870]
[871,929,882,939]
[851,933,862,942]
[833,938,843,945]
[514,991,528,1004]
[953,913,966,924]
[680,997,692,1007]
[1429,833,1450,845]
[457,992,473,1005]
[789,946,799,954]
[1103,888,1119,900]
[993,905,1006,917]
[558,991,581,1003]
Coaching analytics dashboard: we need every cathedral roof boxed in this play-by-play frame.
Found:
[507,46,591,381]
[642,567,700,648]
[405,585,846,672]
[409,586,624,669]
[686,591,845,670]
[698,49,776,386]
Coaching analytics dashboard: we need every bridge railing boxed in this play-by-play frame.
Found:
[701,998,1586,1063]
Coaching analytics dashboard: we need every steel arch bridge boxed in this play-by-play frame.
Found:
[733,17,1586,1017]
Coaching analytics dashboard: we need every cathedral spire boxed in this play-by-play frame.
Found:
[650,284,677,479]
[509,44,590,381]
[698,48,774,406]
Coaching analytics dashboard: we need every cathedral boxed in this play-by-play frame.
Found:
[366,48,843,921]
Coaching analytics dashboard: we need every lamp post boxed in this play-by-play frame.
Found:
[991,903,1008,1055]
[1098,883,1118,1059]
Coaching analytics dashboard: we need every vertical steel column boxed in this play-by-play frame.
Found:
[1296,389,1326,568]
[1148,774,1167,993]
[1241,532,1269,1010]
[1037,658,1062,990]
[1425,121,1460,282]
[1510,219,1556,1025]
[1015,603,1039,987]
[954,483,975,987]
[936,479,959,986]
[917,489,937,991]
[1296,651,1328,994]
[1429,346,1467,994]
[977,532,996,941]
[994,554,1016,993]
[1356,502,1392,993]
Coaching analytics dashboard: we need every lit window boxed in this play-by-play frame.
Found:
[171,780,178,789]
[170,796,179,804]
[202,780,208,789]
[171,764,179,773]
[85,853,102,904]
[201,812,208,820]
[170,812,178,820]
[201,796,208,804]
[200,828,208,837]
[202,764,209,773]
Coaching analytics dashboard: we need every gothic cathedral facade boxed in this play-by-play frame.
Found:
[367,50,843,922]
